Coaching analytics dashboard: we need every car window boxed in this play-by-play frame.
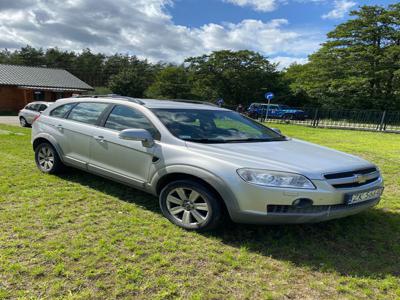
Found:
[38,104,48,112]
[68,102,109,125]
[104,105,160,139]
[153,109,285,143]
[50,103,77,118]
[26,103,40,111]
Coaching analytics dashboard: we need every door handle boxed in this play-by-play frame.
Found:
[94,135,105,142]
[56,124,63,130]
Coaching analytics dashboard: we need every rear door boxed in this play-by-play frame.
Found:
[88,104,160,187]
[55,102,110,169]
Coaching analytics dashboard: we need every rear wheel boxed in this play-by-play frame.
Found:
[19,117,28,127]
[34,142,64,174]
[159,180,223,231]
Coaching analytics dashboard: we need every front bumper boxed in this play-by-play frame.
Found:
[228,176,384,224]
[231,197,380,224]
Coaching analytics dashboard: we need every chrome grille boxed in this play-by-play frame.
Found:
[324,167,380,189]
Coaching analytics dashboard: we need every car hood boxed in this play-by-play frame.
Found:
[185,138,374,179]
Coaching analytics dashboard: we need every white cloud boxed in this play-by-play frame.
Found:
[223,0,279,12]
[0,0,322,67]
[322,0,356,19]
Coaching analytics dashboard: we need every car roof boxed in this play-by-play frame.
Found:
[56,96,230,111]
[26,101,52,105]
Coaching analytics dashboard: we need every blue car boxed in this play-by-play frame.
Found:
[247,103,307,120]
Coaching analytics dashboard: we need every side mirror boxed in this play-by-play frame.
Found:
[118,129,155,148]
[271,128,281,134]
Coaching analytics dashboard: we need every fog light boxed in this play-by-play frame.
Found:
[292,198,313,208]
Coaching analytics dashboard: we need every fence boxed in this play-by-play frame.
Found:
[249,107,400,133]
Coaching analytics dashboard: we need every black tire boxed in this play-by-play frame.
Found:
[19,117,29,127]
[34,142,64,174]
[283,113,294,121]
[159,180,223,231]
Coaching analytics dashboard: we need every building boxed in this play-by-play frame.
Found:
[0,64,94,111]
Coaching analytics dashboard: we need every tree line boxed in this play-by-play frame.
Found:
[0,4,399,110]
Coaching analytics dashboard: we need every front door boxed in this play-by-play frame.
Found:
[88,105,160,187]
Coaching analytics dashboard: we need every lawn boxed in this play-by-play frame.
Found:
[0,123,399,299]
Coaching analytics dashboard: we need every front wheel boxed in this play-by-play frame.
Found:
[19,117,29,127]
[159,180,223,231]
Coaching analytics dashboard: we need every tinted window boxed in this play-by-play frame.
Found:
[68,102,108,125]
[105,105,160,139]
[50,103,76,118]
[38,104,48,112]
[26,103,40,111]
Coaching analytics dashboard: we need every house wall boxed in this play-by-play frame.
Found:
[0,86,27,111]
[0,86,77,112]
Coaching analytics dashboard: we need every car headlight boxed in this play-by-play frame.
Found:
[237,168,315,189]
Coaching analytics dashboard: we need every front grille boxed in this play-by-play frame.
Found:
[324,167,377,179]
[324,167,380,189]
[267,198,378,215]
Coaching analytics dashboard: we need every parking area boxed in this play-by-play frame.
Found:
[0,116,20,126]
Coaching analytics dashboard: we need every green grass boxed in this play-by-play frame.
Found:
[0,123,399,299]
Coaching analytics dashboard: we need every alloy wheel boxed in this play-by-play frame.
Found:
[166,187,210,226]
[37,145,55,172]
[20,118,27,127]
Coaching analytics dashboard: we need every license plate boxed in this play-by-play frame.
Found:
[346,188,383,205]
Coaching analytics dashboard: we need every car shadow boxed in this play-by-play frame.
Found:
[58,169,400,279]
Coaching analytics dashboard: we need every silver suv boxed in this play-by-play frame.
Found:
[31,96,384,230]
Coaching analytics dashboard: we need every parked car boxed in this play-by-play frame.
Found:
[18,101,53,127]
[31,96,383,231]
[247,103,307,120]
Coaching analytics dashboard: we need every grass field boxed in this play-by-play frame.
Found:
[0,123,399,299]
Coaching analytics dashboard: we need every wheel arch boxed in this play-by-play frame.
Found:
[32,134,64,162]
[151,166,240,219]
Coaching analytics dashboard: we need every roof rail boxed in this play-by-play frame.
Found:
[167,99,218,107]
[72,94,145,105]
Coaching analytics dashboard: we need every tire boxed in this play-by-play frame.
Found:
[34,142,64,174]
[159,180,223,231]
[19,117,29,127]
[283,114,294,121]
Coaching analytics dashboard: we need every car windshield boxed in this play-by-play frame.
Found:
[152,108,286,143]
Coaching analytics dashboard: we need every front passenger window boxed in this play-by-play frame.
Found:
[105,105,160,139]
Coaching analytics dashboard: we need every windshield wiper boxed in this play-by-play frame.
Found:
[183,137,286,144]
[183,138,227,144]
[222,137,286,143]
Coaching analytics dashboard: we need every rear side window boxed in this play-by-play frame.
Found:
[105,105,160,139]
[68,102,109,125]
[50,103,76,118]
[38,104,48,112]
[26,103,40,111]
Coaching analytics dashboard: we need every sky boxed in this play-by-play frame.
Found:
[0,0,395,69]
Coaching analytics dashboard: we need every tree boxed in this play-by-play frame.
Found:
[108,61,156,97]
[285,4,400,110]
[185,50,281,105]
[145,66,192,99]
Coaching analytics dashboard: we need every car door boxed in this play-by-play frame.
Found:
[88,104,159,187]
[53,102,110,169]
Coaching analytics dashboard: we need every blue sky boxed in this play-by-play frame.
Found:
[0,0,396,68]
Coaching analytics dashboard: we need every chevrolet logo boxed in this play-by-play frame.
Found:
[354,174,368,184]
